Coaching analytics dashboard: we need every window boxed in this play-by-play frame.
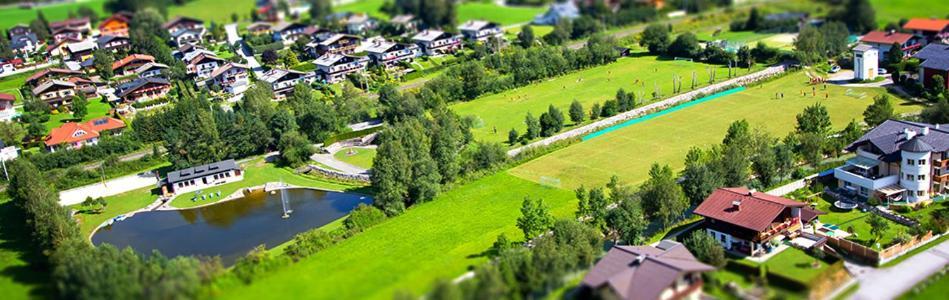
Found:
[917,191,925,196]
[918,159,927,165]
[918,175,926,180]
[907,174,915,180]
[907,159,915,165]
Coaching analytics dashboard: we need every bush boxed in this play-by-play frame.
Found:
[130,97,172,109]
[284,229,338,261]
[343,204,387,233]
[231,245,290,284]
[682,231,726,268]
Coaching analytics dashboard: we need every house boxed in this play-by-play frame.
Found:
[186,53,226,79]
[25,68,83,87]
[115,77,172,103]
[579,240,714,300]
[9,25,39,54]
[259,69,316,99]
[412,30,463,56]
[133,62,170,78]
[853,44,878,81]
[458,20,504,43]
[207,63,251,94]
[834,120,949,203]
[99,12,133,37]
[365,40,420,69]
[0,93,16,121]
[314,53,369,84]
[164,16,207,46]
[0,58,23,74]
[533,1,580,26]
[903,18,949,45]
[65,39,98,62]
[343,13,376,35]
[112,54,156,76]
[256,0,284,22]
[306,33,361,56]
[96,35,131,53]
[272,22,311,44]
[45,37,81,58]
[302,26,333,42]
[163,159,244,195]
[859,30,920,60]
[635,0,666,9]
[173,44,211,60]
[694,187,824,257]
[44,117,126,152]
[50,17,91,43]
[0,140,19,162]
[389,14,417,34]
[913,43,949,89]
[247,22,274,35]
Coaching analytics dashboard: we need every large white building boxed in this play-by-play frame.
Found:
[164,159,244,196]
[834,120,949,204]
[854,43,878,81]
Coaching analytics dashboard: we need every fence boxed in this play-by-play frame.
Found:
[507,64,788,157]
[826,230,934,265]
[301,164,371,183]
[766,173,819,196]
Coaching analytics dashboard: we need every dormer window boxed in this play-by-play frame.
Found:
[72,130,86,137]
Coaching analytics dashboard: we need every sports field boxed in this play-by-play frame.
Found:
[0,0,105,29]
[450,55,764,144]
[870,0,949,27]
[217,172,576,300]
[509,72,923,189]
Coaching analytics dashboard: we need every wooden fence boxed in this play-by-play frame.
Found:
[826,231,934,265]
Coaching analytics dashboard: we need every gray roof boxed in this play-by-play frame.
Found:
[116,77,171,97]
[167,159,239,184]
[10,33,37,50]
[900,137,935,152]
[581,241,715,300]
[854,43,875,52]
[913,43,949,61]
[533,1,580,25]
[847,120,949,159]
[920,57,949,71]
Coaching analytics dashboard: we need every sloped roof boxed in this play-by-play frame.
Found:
[50,17,90,30]
[133,62,170,74]
[167,159,239,183]
[694,187,811,232]
[25,68,82,84]
[582,242,715,300]
[112,54,156,71]
[913,43,949,61]
[903,18,949,32]
[209,62,249,79]
[260,69,309,83]
[0,93,15,102]
[900,136,935,152]
[117,77,171,97]
[45,122,98,146]
[66,40,97,53]
[458,20,495,32]
[860,31,914,45]
[85,117,125,132]
[412,30,448,42]
[920,57,949,71]
[163,16,204,29]
[390,14,414,24]
[31,80,74,95]
[846,119,949,156]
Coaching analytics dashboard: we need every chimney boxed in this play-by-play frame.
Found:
[732,200,742,211]
[747,189,756,196]
[921,127,930,136]
[632,254,646,265]
[888,29,896,35]
[904,128,917,140]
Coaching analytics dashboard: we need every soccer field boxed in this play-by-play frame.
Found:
[450,55,764,144]
[509,72,923,189]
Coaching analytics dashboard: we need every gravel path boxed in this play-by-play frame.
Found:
[850,238,949,300]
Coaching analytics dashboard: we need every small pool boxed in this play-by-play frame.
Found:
[92,188,372,265]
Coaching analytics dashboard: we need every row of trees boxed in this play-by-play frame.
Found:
[8,159,218,299]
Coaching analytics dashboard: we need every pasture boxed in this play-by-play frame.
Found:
[450,55,764,144]
[168,0,256,24]
[333,0,544,26]
[870,0,949,26]
[0,0,105,29]
[509,72,922,189]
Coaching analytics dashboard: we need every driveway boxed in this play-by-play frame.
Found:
[850,238,949,300]
[828,70,893,87]
[225,23,265,78]
[59,172,160,206]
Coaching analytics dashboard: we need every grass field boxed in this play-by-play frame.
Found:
[0,72,27,103]
[762,247,831,283]
[810,194,904,248]
[334,0,543,26]
[0,195,52,300]
[899,268,949,300]
[450,54,765,144]
[0,0,106,30]
[870,0,949,27]
[216,172,577,300]
[509,72,923,189]
[168,0,256,25]
[333,147,376,170]
[43,97,112,131]
[504,24,553,40]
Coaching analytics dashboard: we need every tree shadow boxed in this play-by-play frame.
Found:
[0,199,55,298]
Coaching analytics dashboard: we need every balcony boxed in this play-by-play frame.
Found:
[834,166,899,191]
[757,217,800,242]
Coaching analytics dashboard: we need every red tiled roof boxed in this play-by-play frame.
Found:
[861,31,914,45]
[112,54,155,71]
[44,117,126,147]
[693,187,807,232]
[903,19,949,32]
[0,93,15,102]
[25,68,82,84]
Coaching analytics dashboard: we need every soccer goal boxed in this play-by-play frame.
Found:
[673,57,694,62]
[539,176,562,188]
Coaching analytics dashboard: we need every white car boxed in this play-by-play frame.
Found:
[829,65,841,73]
[878,68,888,75]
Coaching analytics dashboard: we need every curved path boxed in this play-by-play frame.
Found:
[310,145,375,176]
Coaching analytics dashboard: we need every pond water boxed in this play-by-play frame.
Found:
[92,188,372,265]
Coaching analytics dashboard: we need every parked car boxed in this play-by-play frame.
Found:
[829,65,841,73]
[878,68,888,75]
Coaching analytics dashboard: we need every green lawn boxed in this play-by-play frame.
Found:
[870,0,949,27]
[504,24,553,40]
[0,72,30,104]
[335,0,389,19]
[44,98,112,132]
[450,55,765,145]
[216,172,577,300]
[899,269,949,300]
[333,147,376,170]
[810,195,904,248]
[0,195,53,300]
[168,0,256,25]
[457,3,545,26]
[0,0,106,30]
[509,72,922,190]
[762,247,831,283]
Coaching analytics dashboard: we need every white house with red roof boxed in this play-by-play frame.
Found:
[694,187,824,256]
[903,18,949,45]
[0,93,16,122]
[44,117,126,152]
[859,30,920,60]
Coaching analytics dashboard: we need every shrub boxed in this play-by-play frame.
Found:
[284,229,337,261]
[231,245,290,284]
[344,204,387,233]
[682,231,726,268]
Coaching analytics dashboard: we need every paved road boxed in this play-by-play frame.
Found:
[59,172,159,206]
[850,238,949,300]
[0,61,55,78]
[225,23,265,78]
